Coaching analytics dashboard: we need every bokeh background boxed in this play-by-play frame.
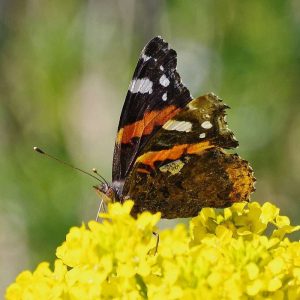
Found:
[1,0,300,294]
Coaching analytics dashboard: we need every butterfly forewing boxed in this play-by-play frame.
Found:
[112,37,192,187]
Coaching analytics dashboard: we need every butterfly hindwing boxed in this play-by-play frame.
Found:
[112,37,192,189]
[124,149,254,218]
[122,94,255,218]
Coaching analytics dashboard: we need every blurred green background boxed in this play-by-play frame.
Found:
[1,0,300,294]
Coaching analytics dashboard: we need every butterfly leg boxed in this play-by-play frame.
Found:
[152,231,160,255]
[96,198,107,222]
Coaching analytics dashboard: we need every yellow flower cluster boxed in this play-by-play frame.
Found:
[6,201,300,300]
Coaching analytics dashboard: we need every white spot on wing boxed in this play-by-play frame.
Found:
[199,133,206,138]
[201,121,213,129]
[162,92,167,101]
[163,120,192,132]
[160,65,164,71]
[159,74,170,87]
[159,159,185,175]
[142,53,151,61]
[130,78,153,94]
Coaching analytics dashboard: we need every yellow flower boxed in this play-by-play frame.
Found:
[5,201,300,300]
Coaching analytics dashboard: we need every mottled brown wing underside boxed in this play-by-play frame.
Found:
[124,149,255,218]
[122,93,255,218]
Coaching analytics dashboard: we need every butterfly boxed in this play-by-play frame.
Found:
[95,36,255,219]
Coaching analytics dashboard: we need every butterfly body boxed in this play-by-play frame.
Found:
[97,37,255,219]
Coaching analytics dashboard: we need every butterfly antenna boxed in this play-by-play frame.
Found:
[92,168,109,186]
[33,146,104,184]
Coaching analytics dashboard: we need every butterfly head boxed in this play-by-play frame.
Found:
[95,179,125,202]
[94,182,119,204]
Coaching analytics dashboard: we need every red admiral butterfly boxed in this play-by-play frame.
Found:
[95,36,255,219]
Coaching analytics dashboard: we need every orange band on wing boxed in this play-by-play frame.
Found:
[116,105,181,144]
[136,141,213,169]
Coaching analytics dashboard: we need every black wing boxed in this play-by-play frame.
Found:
[112,36,192,187]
